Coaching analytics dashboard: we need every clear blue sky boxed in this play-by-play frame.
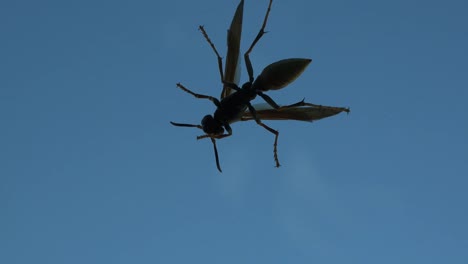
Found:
[1,0,467,263]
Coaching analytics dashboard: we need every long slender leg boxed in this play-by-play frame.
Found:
[247,103,280,167]
[176,83,221,107]
[199,26,224,83]
[244,0,273,82]
[222,81,241,92]
[197,124,233,140]
[197,133,232,140]
[210,138,222,172]
[257,91,280,109]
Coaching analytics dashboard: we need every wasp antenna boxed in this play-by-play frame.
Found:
[197,135,207,140]
[170,122,202,129]
[211,138,222,173]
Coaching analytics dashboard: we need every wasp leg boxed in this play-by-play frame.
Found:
[199,26,224,83]
[244,0,273,82]
[197,133,232,140]
[247,102,280,167]
[197,124,233,140]
[222,81,241,92]
[176,83,221,107]
[257,91,280,109]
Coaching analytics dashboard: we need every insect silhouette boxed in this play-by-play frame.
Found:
[170,0,349,172]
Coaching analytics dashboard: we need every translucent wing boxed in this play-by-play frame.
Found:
[253,58,312,91]
[241,103,349,122]
[221,0,244,99]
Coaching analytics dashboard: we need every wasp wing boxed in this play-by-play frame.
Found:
[241,103,349,122]
[253,58,312,91]
[221,0,244,99]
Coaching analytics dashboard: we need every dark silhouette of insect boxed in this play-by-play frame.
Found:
[171,0,349,172]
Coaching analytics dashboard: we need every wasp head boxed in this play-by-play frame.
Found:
[201,115,224,135]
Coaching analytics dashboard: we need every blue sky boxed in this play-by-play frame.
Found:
[1,0,467,263]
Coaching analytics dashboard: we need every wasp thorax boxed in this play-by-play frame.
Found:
[241,82,252,90]
[201,115,224,135]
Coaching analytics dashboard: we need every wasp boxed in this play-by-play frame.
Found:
[171,0,349,172]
